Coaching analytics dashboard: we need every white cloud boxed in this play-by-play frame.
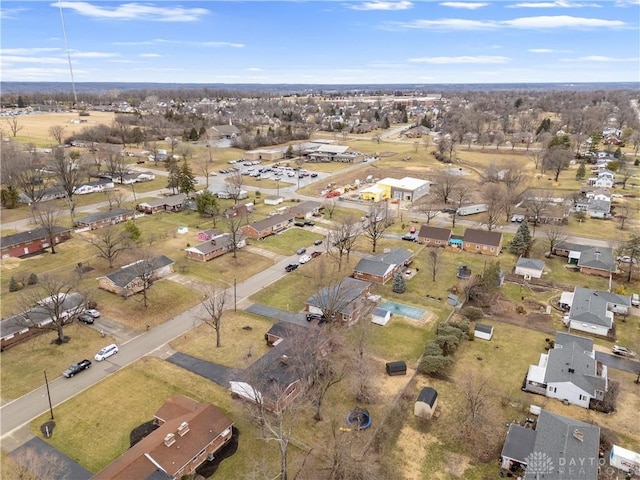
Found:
[71,51,119,58]
[201,42,245,48]
[408,55,510,64]
[439,2,489,9]
[1,55,67,65]
[0,67,85,80]
[349,1,413,11]
[247,67,263,71]
[528,48,572,53]
[0,7,27,20]
[564,55,639,62]
[614,0,640,6]
[387,15,624,29]
[53,2,209,22]
[139,53,161,58]
[1,48,61,55]
[509,1,601,7]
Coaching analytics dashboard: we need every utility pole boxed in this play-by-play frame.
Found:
[44,370,54,420]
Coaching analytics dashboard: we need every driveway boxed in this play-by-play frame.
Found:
[9,437,92,480]
[245,304,308,327]
[166,352,241,387]
[595,351,640,374]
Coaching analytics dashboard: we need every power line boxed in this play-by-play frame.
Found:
[58,0,77,106]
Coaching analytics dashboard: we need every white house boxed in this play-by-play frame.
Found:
[562,287,630,336]
[74,179,115,195]
[514,257,545,279]
[524,332,607,409]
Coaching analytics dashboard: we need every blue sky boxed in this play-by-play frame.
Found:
[1,1,639,84]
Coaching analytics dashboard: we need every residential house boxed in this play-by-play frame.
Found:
[74,178,115,195]
[587,199,611,219]
[289,201,322,220]
[92,396,234,480]
[514,257,545,279]
[264,195,284,206]
[305,277,372,326]
[403,125,431,138]
[416,225,451,247]
[210,124,240,139]
[18,185,67,204]
[353,248,414,285]
[185,233,245,262]
[500,409,600,479]
[1,226,72,259]
[136,194,187,214]
[552,243,617,278]
[224,202,253,219]
[462,229,503,256]
[241,213,293,240]
[197,228,219,242]
[588,170,615,189]
[75,209,135,230]
[230,322,311,412]
[97,255,175,297]
[524,331,608,408]
[560,287,630,336]
[1,292,85,351]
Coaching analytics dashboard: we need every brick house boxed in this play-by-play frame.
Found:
[353,248,414,285]
[97,255,175,297]
[462,229,502,256]
[93,396,234,480]
[552,243,617,277]
[416,225,451,247]
[305,277,372,326]
[136,194,187,214]
[289,201,322,220]
[185,233,245,262]
[1,227,72,259]
[241,213,293,240]
[75,208,135,230]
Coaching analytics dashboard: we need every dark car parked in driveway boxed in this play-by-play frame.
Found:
[78,314,95,324]
[285,263,299,272]
[63,359,92,378]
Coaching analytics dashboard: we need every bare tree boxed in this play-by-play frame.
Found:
[83,226,131,268]
[105,189,127,210]
[50,147,84,225]
[526,191,552,235]
[528,147,545,172]
[200,144,217,187]
[323,199,337,219]
[415,196,440,224]
[362,203,390,253]
[225,171,245,205]
[328,216,360,269]
[427,249,442,282]
[224,212,246,259]
[294,143,306,190]
[450,183,471,228]
[617,202,631,230]
[6,117,23,137]
[544,224,570,257]
[543,146,572,181]
[6,444,72,480]
[17,274,85,345]
[431,171,461,205]
[34,204,64,254]
[129,250,158,308]
[48,125,66,146]
[617,160,634,190]
[202,285,226,347]
[482,183,504,231]
[100,145,127,183]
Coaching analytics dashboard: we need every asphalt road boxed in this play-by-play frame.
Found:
[595,351,640,375]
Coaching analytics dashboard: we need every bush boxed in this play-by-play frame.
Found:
[462,306,483,321]
[417,355,453,376]
[27,272,39,285]
[516,305,526,314]
[448,319,470,334]
[392,271,406,294]
[9,276,22,292]
[424,340,443,356]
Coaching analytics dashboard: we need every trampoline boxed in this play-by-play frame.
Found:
[379,301,426,320]
[346,408,371,430]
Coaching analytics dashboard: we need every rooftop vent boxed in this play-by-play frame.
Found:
[573,429,584,442]
[279,354,289,365]
[164,433,176,447]
[568,368,575,374]
[177,421,189,436]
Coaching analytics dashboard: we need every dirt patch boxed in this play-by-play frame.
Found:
[130,420,159,447]
[394,425,439,480]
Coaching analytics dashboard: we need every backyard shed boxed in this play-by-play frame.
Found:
[414,387,438,419]
[474,323,494,341]
[371,307,391,326]
[385,361,407,376]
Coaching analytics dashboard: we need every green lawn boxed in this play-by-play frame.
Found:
[363,316,434,364]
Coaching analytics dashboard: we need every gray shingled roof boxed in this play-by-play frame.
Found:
[103,255,174,288]
[76,208,132,225]
[577,247,615,272]
[354,258,394,277]
[138,193,187,209]
[568,287,629,328]
[501,424,537,464]
[544,335,605,397]
[0,226,71,250]
[526,410,600,480]
[306,277,371,315]
[185,234,232,255]
[376,248,413,265]
[516,257,545,271]
[246,213,292,232]
[289,201,322,215]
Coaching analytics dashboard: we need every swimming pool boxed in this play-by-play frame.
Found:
[379,301,427,320]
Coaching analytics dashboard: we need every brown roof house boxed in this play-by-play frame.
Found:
[97,255,174,297]
[1,226,72,259]
[289,201,322,220]
[185,233,245,262]
[462,229,503,256]
[136,194,187,214]
[305,277,372,326]
[417,225,451,247]
[353,248,414,285]
[241,213,293,240]
[92,395,234,480]
[75,208,135,230]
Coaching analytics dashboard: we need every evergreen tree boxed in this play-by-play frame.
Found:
[27,273,39,285]
[177,159,196,195]
[196,190,219,218]
[509,223,532,256]
[124,220,141,244]
[575,162,586,181]
[392,271,406,293]
[166,157,180,194]
[9,276,21,292]
[383,117,390,129]
[0,187,19,209]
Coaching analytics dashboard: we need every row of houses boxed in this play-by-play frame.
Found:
[417,225,503,256]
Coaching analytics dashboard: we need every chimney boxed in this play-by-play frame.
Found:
[164,433,176,447]
[573,429,584,442]
[177,421,189,436]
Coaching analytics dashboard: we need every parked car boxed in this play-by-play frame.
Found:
[94,344,119,361]
[84,309,101,318]
[63,359,92,378]
[612,345,636,357]
[402,233,417,241]
[313,239,323,246]
[296,247,307,255]
[310,173,318,178]
[311,251,322,258]
[304,220,315,226]
[299,255,312,264]
[78,314,95,324]
[285,263,299,272]
[294,221,306,227]
[632,293,639,307]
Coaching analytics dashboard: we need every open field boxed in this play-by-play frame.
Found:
[249,226,324,256]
